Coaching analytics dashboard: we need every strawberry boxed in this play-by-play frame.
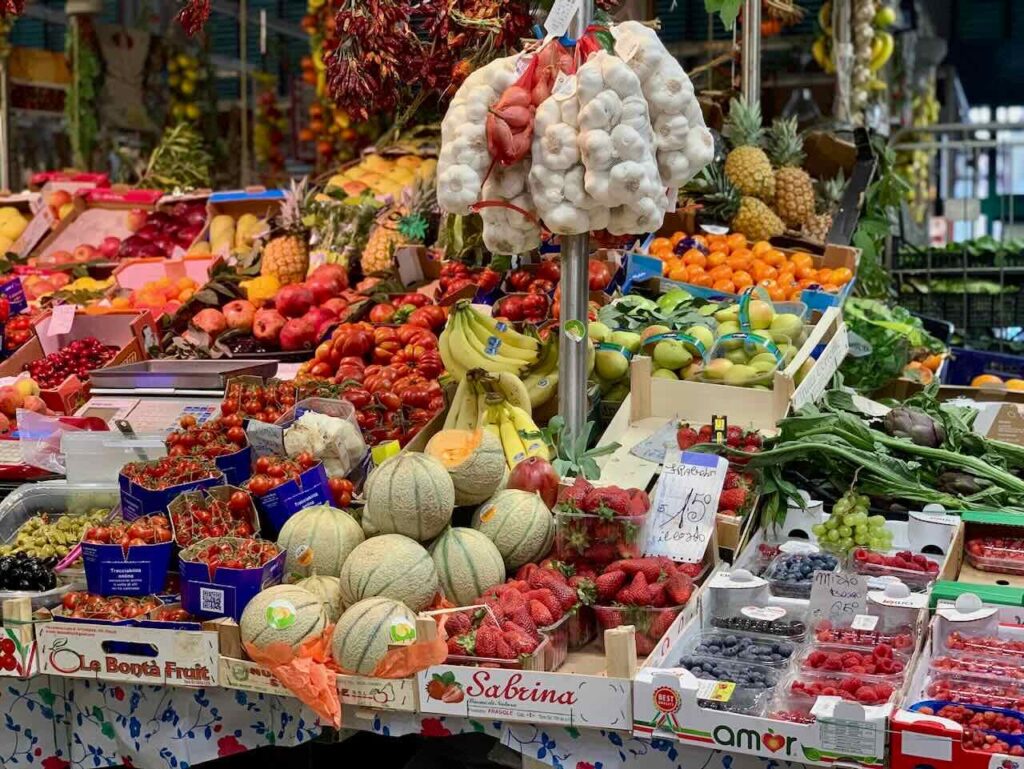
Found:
[726,425,744,448]
[502,622,538,654]
[515,563,539,581]
[447,635,469,656]
[719,488,747,512]
[582,542,618,563]
[616,571,650,605]
[647,580,667,607]
[665,573,693,605]
[675,562,703,578]
[724,469,740,490]
[543,578,579,611]
[595,570,627,601]
[492,635,516,659]
[558,476,593,507]
[538,559,572,579]
[529,599,555,627]
[499,588,526,609]
[610,558,663,582]
[583,486,634,516]
[475,625,499,657]
[504,604,540,639]
[573,563,597,581]
[676,423,699,450]
[568,575,596,606]
[627,488,650,515]
[743,431,762,448]
[444,612,471,637]
[698,424,713,441]
[525,588,562,619]
[648,608,679,642]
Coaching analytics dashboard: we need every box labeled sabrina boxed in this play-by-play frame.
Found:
[179,537,285,621]
[119,457,224,521]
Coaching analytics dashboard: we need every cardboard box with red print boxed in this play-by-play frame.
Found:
[0,308,159,413]
[891,597,1024,769]
[0,597,38,678]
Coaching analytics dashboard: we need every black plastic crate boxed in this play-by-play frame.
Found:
[899,292,1023,333]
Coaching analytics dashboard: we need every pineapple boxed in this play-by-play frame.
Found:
[697,165,784,242]
[767,117,815,227]
[723,96,775,202]
[802,171,846,243]
[261,178,310,285]
[360,178,435,274]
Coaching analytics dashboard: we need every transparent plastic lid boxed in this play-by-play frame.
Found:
[688,631,797,668]
[783,671,898,706]
[62,432,167,485]
[924,675,1024,710]
[763,551,839,598]
[798,643,908,680]
[850,548,940,590]
[930,655,1024,684]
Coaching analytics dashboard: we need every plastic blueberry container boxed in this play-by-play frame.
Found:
[674,655,778,715]
[709,613,808,641]
[762,552,840,599]
[688,631,798,668]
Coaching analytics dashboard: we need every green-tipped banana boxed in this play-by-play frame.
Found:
[439,324,466,379]
[448,313,527,375]
[465,303,540,352]
[497,405,527,469]
[461,307,538,364]
[505,404,548,460]
[522,336,559,407]
[454,377,480,432]
[444,376,467,430]
[479,395,501,442]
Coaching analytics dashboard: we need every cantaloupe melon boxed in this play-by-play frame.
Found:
[429,527,506,606]
[425,430,506,506]
[296,575,343,622]
[331,597,417,675]
[471,489,554,569]
[239,584,328,651]
[362,453,454,541]
[339,533,439,611]
[278,504,364,580]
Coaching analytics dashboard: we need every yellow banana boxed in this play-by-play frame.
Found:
[522,337,560,407]
[505,404,549,460]
[497,406,528,469]
[812,38,829,71]
[448,313,526,375]
[466,305,540,352]
[870,31,893,72]
[439,323,466,379]
[479,397,501,442]
[460,307,538,364]
[494,372,532,416]
[444,376,467,430]
[818,1,832,32]
[454,377,480,432]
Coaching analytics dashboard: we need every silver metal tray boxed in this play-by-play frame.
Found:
[88,359,277,390]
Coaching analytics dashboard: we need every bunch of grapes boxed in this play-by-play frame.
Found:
[812,490,893,556]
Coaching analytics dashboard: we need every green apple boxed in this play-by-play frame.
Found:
[595,348,630,382]
[609,330,642,354]
[724,364,759,386]
[653,340,693,370]
[703,358,733,380]
[588,321,611,343]
[652,367,679,379]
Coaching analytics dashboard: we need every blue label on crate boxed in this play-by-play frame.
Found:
[0,277,28,316]
[82,540,173,596]
[119,490,143,521]
[215,445,252,487]
[99,561,153,595]
[255,463,330,534]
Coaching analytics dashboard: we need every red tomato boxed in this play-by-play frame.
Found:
[396,293,431,308]
[588,259,613,291]
[369,303,396,324]
[536,260,561,283]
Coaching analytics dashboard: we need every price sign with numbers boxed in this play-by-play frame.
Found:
[643,449,727,562]
[808,571,868,626]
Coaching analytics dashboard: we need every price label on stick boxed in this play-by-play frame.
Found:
[808,571,868,626]
[545,0,580,37]
[643,449,727,562]
[48,304,76,336]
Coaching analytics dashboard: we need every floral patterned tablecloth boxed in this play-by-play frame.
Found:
[0,676,320,769]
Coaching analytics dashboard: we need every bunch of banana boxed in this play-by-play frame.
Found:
[444,371,549,468]
[522,334,559,408]
[812,2,894,82]
[439,301,540,379]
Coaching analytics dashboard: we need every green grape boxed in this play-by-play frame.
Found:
[840,537,854,551]
[850,512,868,526]
[823,517,837,531]
[828,529,840,542]
[837,525,851,537]
[857,495,870,507]
[855,524,868,538]
[812,524,827,537]
[833,499,852,517]
[868,515,886,529]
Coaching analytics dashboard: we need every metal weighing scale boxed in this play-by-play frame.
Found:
[72,359,282,433]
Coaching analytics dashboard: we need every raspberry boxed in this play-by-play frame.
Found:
[855,686,878,703]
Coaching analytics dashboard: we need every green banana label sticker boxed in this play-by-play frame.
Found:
[563,319,586,343]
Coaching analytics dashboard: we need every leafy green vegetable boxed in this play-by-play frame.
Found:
[704,0,744,30]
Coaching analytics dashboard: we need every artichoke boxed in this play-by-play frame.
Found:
[882,407,947,448]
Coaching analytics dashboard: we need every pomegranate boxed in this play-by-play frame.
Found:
[223,300,257,333]
[275,284,314,318]
[306,276,341,305]
[191,308,227,339]
[311,263,348,291]
[279,317,317,351]
[253,308,286,343]
[507,457,560,509]
[323,297,349,318]
[303,306,337,337]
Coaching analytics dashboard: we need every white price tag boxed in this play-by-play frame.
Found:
[809,571,868,626]
[551,72,577,100]
[544,0,580,37]
[48,304,76,336]
[643,449,727,562]
[850,613,879,631]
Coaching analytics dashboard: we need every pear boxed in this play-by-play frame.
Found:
[589,321,611,343]
[747,300,775,330]
[640,324,671,347]
[714,306,739,324]
[609,330,642,354]
[724,364,759,387]
[653,340,693,370]
[703,358,734,380]
[596,348,630,382]
[605,382,630,403]
[770,313,805,344]
[684,324,715,351]
[653,368,679,380]
[794,358,815,385]
[725,348,750,365]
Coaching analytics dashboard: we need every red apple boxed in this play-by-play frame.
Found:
[126,208,148,233]
[253,308,286,343]
[191,308,227,339]
[223,300,257,333]
[99,236,121,259]
[507,457,560,509]
[50,250,74,264]
[73,244,97,262]
[48,190,72,210]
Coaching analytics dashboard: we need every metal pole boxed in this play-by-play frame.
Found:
[240,0,250,186]
[557,0,594,444]
[0,55,9,192]
[832,0,852,122]
[741,0,761,103]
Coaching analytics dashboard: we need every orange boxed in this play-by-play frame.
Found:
[1006,379,1024,391]
[921,354,944,371]
[726,233,748,251]
[795,265,816,280]
[732,270,753,289]
[713,279,737,294]
[707,236,728,254]
[972,374,1004,388]
[903,362,934,384]
[670,231,687,246]
[709,265,733,281]
[686,264,707,281]
[727,255,751,272]
[820,283,840,294]
[683,249,707,267]
[751,240,772,255]
[767,286,786,302]
[759,279,778,291]
[178,288,195,302]
[669,265,689,282]
[707,251,728,267]
[693,274,715,288]
[815,268,834,285]
[831,267,854,285]
[691,235,708,249]
[763,249,786,266]
[730,247,754,262]
[790,252,813,268]
[650,237,672,254]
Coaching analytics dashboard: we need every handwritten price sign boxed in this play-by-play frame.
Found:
[643,450,727,562]
[808,571,868,625]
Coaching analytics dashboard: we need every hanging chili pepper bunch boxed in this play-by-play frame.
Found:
[0,0,25,16]
[176,0,211,37]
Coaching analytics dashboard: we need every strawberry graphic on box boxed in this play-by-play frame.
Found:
[425,671,464,703]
